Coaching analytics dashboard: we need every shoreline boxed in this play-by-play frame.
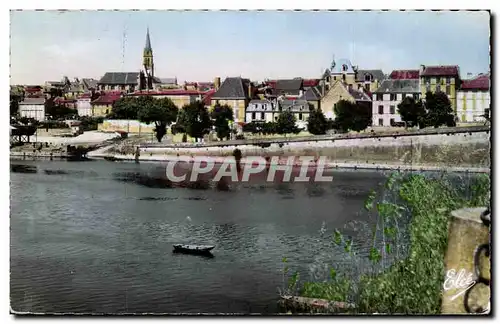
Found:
[89,153,490,173]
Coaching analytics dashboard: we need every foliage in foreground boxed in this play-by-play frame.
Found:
[282,172,490,314]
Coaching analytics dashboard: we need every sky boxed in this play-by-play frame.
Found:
[10,10,491,85]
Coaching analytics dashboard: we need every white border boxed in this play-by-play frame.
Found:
[3,1,497,324]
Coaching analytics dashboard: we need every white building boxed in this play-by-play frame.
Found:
[245,99,276,123]
[456,74,490,123]
[19,97,46,121]
[76,94,93,116]
[372,79,420,126]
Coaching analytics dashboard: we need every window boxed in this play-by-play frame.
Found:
[235,108,239,120]
[364,84,371,92]
[376,94,383,101]
[378,105,384,114]
[378,118,384,126]
[446,78,451,84]
[390,106,395,114]
[326,76,330,83]
[413,93,419,100]
[105,109,109,115]
[263,104,267,109]
[260,112,264,119]
[390,118,395,126]
[274,115,278,121]
[252,112,256,120]
[299,113,303,120]
[390,94,397,101]
[446,85,451,95]
[342,74,346,81]
[333,76,337,81]
[342,64,348,71]
[436,84,441,93]
[436,77,441,85]
[365,74,372,82]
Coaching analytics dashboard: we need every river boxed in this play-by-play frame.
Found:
[9,160,429,314]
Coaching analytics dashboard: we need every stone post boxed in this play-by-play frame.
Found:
[441,207,490,314]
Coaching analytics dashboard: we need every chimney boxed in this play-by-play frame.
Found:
[214,77,221,90]
[321,80,325,96]
[248,83,253,99]
[420,65,425,74]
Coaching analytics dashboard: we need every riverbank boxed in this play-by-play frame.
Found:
[86,126,491,173]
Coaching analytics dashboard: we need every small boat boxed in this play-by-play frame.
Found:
[173,244,215,255]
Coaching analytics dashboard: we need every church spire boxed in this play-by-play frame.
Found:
[142,27,154,89]
[145,27,152,52]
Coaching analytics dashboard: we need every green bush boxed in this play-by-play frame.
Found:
[283,172,491,314]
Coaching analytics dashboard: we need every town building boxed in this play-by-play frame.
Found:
[320,57,384,97]
[320,81,372,120]
[210,77,255,123]
[419,65,460,112]
[371,79,420,127]
[129,89,205,109]
[76,93,93,116]
[245,99,276,123]
[279,99,311,128]
[90,91,123,117]
[354,69,385,93]
[456,74,490,123]
[18,97,46,121]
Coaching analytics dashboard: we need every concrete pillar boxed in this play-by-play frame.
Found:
[442,207,490,314]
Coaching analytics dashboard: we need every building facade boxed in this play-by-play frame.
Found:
[419,65,460,112]
[211,77,254,123]
[90,92,123,117]
[371,79,420,127]
[245,99,276,123]
[129,89,204,109]
[456,74,490,123]
[19,97,46,121]
[76,94,93,116]
[320,81,371,120]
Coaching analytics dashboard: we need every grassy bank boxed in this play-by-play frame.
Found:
[282,172,491,314]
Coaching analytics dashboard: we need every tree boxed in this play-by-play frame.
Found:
[333,100,371,132]
[10,95,20,117]
[423,91,455,128]
[137,96,178,142]
[307,108,328,135]
[45,98,77,120]
[397,96,426,128]
[110,96,139,120]
[178,101,212,141]
[210,103,234,140]
[276,110,300,135]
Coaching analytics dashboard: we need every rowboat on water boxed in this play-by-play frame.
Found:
[173,244,215,255]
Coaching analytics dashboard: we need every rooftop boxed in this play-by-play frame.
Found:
[389,70,420,80]
[421,65,459,77]
[98,72,140,85]
[373,79,420,94]
[212,77,251,100]
[460,74,490,91]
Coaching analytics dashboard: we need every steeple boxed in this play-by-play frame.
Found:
[144,27,152,52]
[142,27,154,86]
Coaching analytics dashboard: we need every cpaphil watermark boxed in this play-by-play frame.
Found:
[443,269,476,301]
[165,156,334,183]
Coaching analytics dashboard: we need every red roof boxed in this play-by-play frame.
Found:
[131,90,203,96]
[421,65,459,77]
[303,79,320,87]
[389,70,420,79]
[202,89,216,106]
[91,93,122,105]
[461,74,490,91]
[25,88,43,94]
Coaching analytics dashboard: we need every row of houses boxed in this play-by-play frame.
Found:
[13,58,490,127]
